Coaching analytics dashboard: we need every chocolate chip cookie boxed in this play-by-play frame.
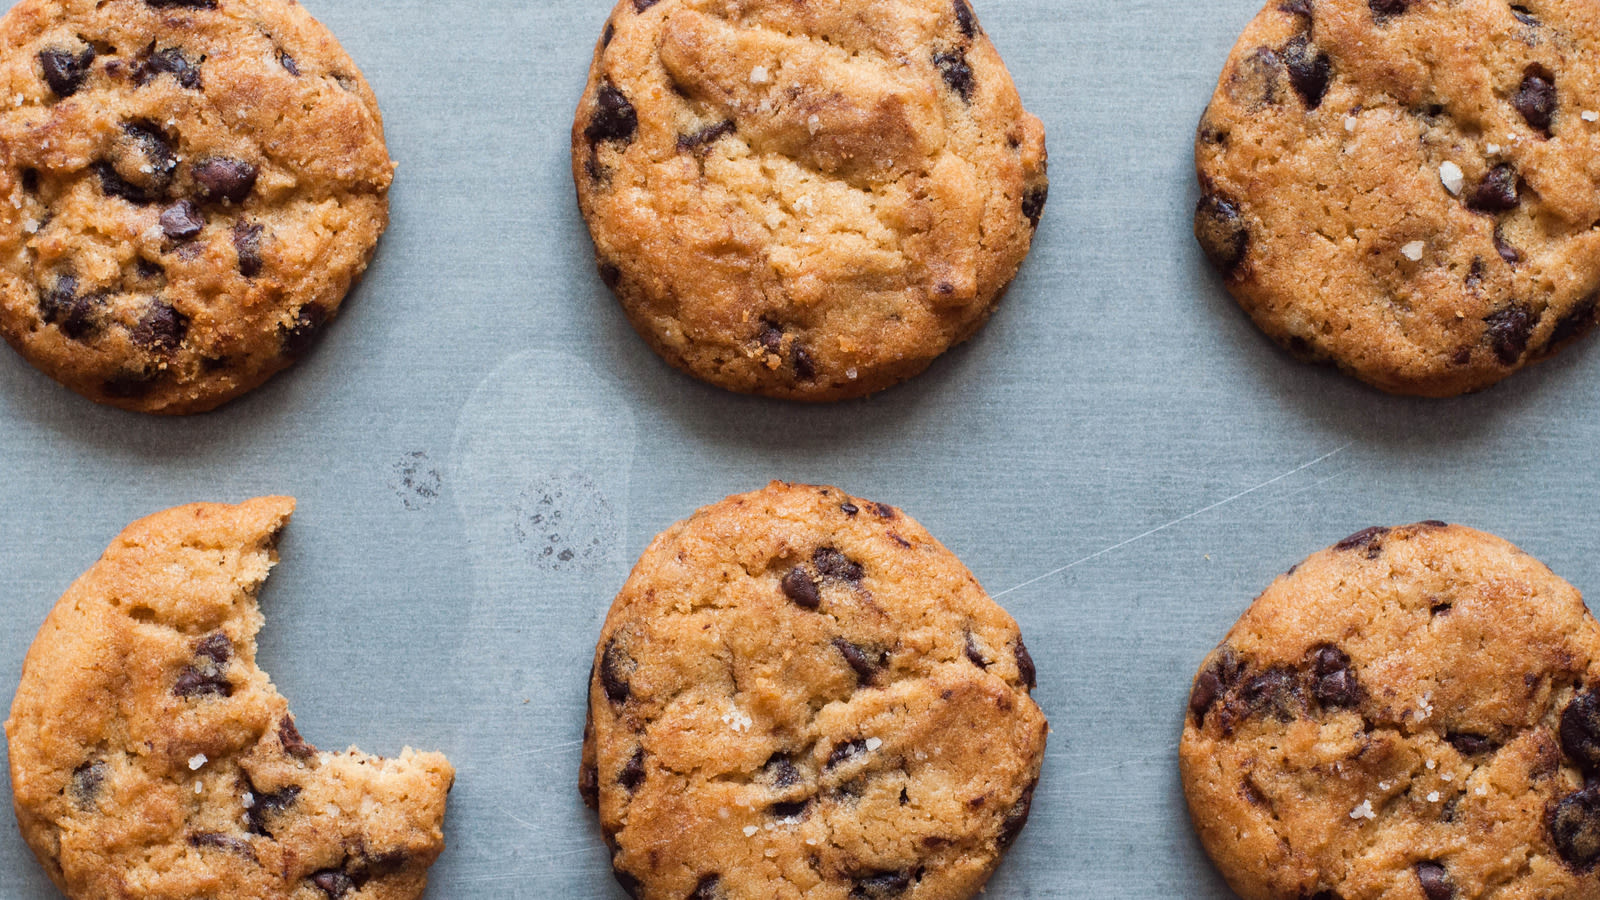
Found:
[1181,522,1600,899]
[1196,0,1600,396]
[574,0,1049,402]
[0,0,394,414]
[6,497,454,899]
[581,482,1048,899]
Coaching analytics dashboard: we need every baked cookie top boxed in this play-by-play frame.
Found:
[573,0,1048,402]
[0,0,393,414]
[581,482,1048,900]
[1180,522,1600,900]
[5,498,454,900]
[1196,0,1600,397]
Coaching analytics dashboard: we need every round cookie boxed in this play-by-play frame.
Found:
[0,0,394,414]
[6,497,454,899]
[573,0,1049,402]
[1196,0,1600,397]
[581,482,1048,899]
[1180,522,1600,900]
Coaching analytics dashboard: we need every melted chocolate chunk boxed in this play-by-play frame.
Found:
[132,301,187,353]
[1369,0,1409,23]
[1309,645,1361,708]
[781,566,821,609]
[600,638,631,704]
[851,869,917,899]
[1469,164,1520,213]
[1446,732,1496,756]
[1279,0,1314,15]
[1283,35,1331,109]
[793,344,817,380]
[160,200,204,241]
[769,799,809,819]
[136,46,202,90]
[246,785,301,837]
[763,753,802,789]
[1196,192,1249,274]
[173,634,233,699]
[1561,687,1600,771]
[1190,648,1244,724]
[1485,304,1535,365]
[70,759,107,807]
[833,637,885,686]
[233,221,265,277]
[586,83,638,145]
[192,157,259,204]
[1511,4,1539,26]
[633,0,660,10]
[279,715,317,759]
[1415,862,1453,900]
[1022,184,1049,228]
[827,739,869,769]
[99,123,178,204]
[311,870,355,899]
[689,874,722,900]
[619,748,646,792]
[146,0,219,7]
[39,274,101,340]
[934,48,974,102]
[1514,68,1557,135]
[1238,666,1303,722]
[1232,48,1283,107]
[1550,787,1600,868]
[998,781,1036,848]
[1549,295,1600,350]
[102,373,158,399]
[1494,223,1522,266]
[279,50,301,76]
[1015,638,1037,689]
[813,547,863,584]
[188,832,257,860]
[39,46,95,98]
[678,119,736,153]
[1335,526,1389,554]
[964,631,989,669]
[281,303,328,358]
[954,0,978,38]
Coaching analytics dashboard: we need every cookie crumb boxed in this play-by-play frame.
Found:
[188,754,208,771]
[1438,161,1464,195]
[1349,800,1375,820]
[1401,241,1425,261]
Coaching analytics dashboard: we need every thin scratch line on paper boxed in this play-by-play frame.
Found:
[992,443,1352,600]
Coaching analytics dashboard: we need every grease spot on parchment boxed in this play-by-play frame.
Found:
[513,472,617,572]
[390,450,443,510]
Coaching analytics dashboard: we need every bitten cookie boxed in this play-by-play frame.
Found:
[0,0,394,414]
[1196,0,1600,397]
[581,482,1048,899]
[1180,522,1600,900]
[6,498,454,900]
[573,0,1048,402]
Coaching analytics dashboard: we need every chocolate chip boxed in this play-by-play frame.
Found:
[1561,687,1600,771]
[781,567,821,609]
[279,50,300,76]
[579,759,599,808]
[619,748,646,792]
[279,716,316,759]
[833,637,885,686]
[230,220,264,277]
[1548,295,1600,350]
[1446,732,1495,755]
[188,832,257,860]
[933,48,975,102]
[827,739,869,769]
[1369,0,1409,23]
[39,46,95,98]
[1431,601,1454,616]
[769,799,809,819]
[1511,4,1539,26]
[632,0,660,10]
[1014,638,1037,690]
[70,760,107,808]
[1310,645,1361,709]
[1190,648,1243,725]
[1279,0,1314,16]
[136,46,202,90]
[870,502,896,521]
[1551,787,1600,868]
[195,632,231,665]
[311,870,355,899]
[1283,35,1331,109]
[1485,304,1535,365]
[841,502,860,516]
[585,83,638,145]
[146,0,219,7]
[613,868,644,899]
[1415,862,1453,900]
[997,782,1036,849]
[1022,184,1048,228]
[1196,192,1249,274]
[192,157,258,204]
[689,874,722,900]
[677,119,736,153]
[281,303,328,358]
[131,301,187,353]
[1494,223,1522,266]
[172,666,230,698]
[601,23,616,48]
[160,200,204,240]
[851,869,917,899]
[1469,164,1520,213]
[1335,526,1389,554]
[1515,69,1557,135]
[1239,666,1303,722]
[790,343,816,381]
[600,638,631,704]
[102,373,157,399]
[98,123,177,204]
[246,785,301,837]
[964,631,989,669]
[39,274,100,340]
[21,168,38,193]
[813,548,863,584]
[954,0,978,38]
[763,753,802,789]
[1231,48,1283,107]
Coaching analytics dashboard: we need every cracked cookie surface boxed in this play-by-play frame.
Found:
[573,0,1048,402]
[0,0,393,414]
[1180,522,1600,900]
[5,497,454,899]
[581,482,1047,899]
[1197,0,1600,397]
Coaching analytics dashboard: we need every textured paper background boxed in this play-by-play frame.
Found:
[3,0,1599,896]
